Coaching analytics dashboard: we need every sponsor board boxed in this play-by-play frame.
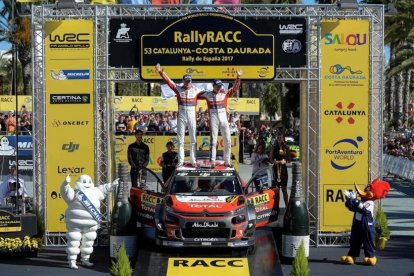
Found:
[50,69,90,80]
[109,16,306,76]
[319,19,369,232]
[248,193,270,206]
[50,94,91,104]
[141,193,161,206]
[167,258,249,276]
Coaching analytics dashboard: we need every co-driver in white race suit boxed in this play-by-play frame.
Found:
[155,63,203,167]
[198,70,242,167]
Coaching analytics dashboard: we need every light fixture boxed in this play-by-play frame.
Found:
[338,0,359,10]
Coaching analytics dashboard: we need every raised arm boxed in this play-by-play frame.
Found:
[155,63,178,94]
[227,69,243,97]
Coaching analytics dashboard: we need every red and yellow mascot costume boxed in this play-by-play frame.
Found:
[341,178,390,265]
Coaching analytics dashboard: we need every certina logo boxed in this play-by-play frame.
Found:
[50,70,90,80]
[326,136,364,170]
[324,102,366,124]
[48,33,90,49]
[50,94,90,104]
[279,24,303,34]
[282,39,302,53]
[114,23,132,43]
[192,222,219,228]
[62,142,80,152]
[51,120,90,127]
[57,166,85,174]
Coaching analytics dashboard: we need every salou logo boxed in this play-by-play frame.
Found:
[279,24,303,34]
[326,64,365,80]
[323,33,367,45]
[50,70,90,80]
[114,23,132,43]
[324,102,366,124]
[282,39,302,53]
[326,136,364,170]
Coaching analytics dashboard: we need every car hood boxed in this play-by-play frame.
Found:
[170,195,241,212]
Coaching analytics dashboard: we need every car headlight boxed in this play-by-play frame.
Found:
[232,215,246,224]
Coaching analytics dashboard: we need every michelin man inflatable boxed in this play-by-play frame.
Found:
[61,175,118,269]
[341,179,390,266]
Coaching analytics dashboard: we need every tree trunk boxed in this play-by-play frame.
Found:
[18,45,31,95]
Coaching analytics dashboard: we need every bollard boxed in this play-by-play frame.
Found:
[282,161,310,258]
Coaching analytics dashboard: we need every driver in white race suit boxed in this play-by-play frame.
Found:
[155,64,203,167]
[198,70,243,167]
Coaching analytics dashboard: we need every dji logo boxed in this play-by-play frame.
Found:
[62,142,80,152]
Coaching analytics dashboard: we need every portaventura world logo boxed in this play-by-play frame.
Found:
[326,136,364,170]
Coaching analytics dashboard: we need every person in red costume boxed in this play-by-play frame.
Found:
[341,178,390,266]
[197,70,242,167]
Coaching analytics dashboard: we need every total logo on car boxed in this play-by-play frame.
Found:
[130,160,280,252]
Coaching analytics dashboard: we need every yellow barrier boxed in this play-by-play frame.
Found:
[115,135,240,174]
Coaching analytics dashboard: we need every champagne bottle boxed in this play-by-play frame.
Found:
[109,179,137,260]
[282,161,310,259]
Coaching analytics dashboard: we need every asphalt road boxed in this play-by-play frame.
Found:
[1,163,413,275]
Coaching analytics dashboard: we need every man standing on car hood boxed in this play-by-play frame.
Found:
[155,64,203,167]
[198,70,242,167]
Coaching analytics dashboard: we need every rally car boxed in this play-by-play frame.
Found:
[130,160,279,250]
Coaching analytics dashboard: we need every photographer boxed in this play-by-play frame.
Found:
[0,165,27,206]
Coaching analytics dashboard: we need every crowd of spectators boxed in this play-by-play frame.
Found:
[115,109,244,136]
[383,129,414,160]
[0,106,32,135]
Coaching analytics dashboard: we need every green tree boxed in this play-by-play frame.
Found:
[110,243,133,276]
[0,1,32,95]
[290,240,310,276]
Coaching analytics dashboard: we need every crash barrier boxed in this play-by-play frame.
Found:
[383,154,414,182]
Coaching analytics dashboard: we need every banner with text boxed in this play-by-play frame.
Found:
[319,20,370,232]
[114,96,259,114]
[109,14,306,80]
[45,20,95,232]
[115,135,239,173]
[0,96,33,112]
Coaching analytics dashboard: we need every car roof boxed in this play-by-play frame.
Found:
[175,160,235,174]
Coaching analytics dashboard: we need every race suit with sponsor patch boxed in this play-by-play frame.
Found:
[198,78,241,164]
[158,71,203,164]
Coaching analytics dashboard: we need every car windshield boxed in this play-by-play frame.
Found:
[170,175,243,196]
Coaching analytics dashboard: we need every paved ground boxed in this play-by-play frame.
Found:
[1,161,413,275]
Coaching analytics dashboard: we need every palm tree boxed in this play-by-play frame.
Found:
[0,0,32,95]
